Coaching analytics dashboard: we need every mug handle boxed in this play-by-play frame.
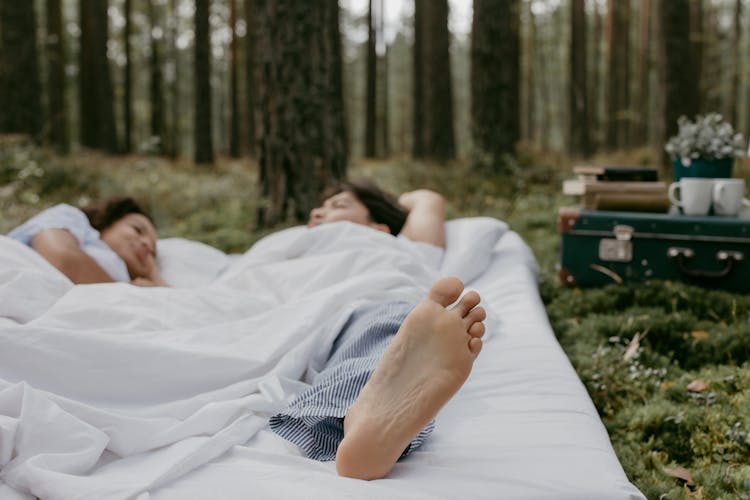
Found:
[668,182,682,207]
[712,183,726,211]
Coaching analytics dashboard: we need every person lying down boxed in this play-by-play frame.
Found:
[270,276,486,480]
[7,196,168,287]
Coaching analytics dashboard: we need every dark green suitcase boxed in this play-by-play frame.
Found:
[558,207,750,293]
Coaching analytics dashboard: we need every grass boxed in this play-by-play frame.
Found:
[3,136,750,499]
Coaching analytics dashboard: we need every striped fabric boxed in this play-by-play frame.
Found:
[269,300,435,461]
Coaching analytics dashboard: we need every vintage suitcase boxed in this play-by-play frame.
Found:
[558,207,750,293]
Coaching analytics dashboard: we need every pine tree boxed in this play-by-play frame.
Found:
[253,0,347,226]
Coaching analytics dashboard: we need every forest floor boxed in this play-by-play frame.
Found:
[3,136,750,499]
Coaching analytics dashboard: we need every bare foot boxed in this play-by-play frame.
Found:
[336,276,486,480]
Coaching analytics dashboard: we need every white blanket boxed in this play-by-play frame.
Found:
[0,219,513,500]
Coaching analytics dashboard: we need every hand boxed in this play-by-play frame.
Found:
[132,263,169,287]
[131,277,163,287]
[398,190,444,211]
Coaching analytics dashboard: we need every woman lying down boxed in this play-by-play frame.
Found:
[7,196,168,286]
[6,183,484,480]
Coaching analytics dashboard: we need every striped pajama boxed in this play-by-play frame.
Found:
[269,300,435,461]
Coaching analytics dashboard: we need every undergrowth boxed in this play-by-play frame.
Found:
[3,137,750,499]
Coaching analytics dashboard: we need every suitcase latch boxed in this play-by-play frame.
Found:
[599,225,634,262]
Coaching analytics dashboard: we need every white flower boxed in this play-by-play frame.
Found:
[665,113,746,161]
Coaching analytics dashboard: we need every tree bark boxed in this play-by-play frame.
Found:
[412,0,425,158]
[148,0,166,154]
[0,0,42,138]
[253,0,347,227]
[521,1,535,143]
[245,0,256,157]
[169,0,180,158]
[569,0,590,157]
[229,0,240,157]
[471,0,519,170]
[634,0,651,146]
[661,0,699,143]
[729,0,742,127]
[46,0,68,152]
[606,0,630,150]
[588,0,603,151]
[365,0,377,157]
[79,0,118,152]
[421,0,455,162]
[689,0,704,112]
[194,0,214,164]
[123,0,133,152]
[379,0,389,156]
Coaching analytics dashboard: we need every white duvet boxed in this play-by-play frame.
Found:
[0,218,644,500]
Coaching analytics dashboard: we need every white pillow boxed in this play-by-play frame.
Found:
[440,217,508,284]
[157,238,230,288]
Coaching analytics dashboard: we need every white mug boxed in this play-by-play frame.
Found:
[712,179,746,216]
[668,179,714,215]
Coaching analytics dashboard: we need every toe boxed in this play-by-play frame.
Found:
[453,291,481,317]
[468,322,485,338]
[463,306,486,329]
[427,277,464,307]
[468,337,483,356]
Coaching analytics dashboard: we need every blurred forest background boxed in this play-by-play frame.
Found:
[3,1,750,498]
[1,0,749,225]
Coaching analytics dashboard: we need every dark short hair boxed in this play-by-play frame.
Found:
[323,180,407,235]
[82,197,153,232]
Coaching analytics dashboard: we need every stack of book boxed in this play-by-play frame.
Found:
[563,165,670,212]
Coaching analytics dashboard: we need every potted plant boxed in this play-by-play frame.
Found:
[665,113,746,180]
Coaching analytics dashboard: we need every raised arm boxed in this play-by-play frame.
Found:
[31,228,116,284]
[397,189,446,248]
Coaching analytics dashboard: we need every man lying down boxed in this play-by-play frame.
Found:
[271,180,486,479]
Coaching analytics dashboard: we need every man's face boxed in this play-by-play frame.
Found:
[100,213,158,279]
[308,191,372,228]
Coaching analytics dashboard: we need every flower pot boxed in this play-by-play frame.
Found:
[672,157,734,181]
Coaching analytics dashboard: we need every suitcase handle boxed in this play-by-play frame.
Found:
[667,247,744,280]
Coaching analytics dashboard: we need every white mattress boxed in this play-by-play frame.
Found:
[0,219,644,500]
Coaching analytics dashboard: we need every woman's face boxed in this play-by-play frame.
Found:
[100,213,158,279]
[308,191,373,228]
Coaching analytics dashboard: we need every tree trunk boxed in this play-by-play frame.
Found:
[412,0,425,158]
[148,0,166,154]
[471,0,519,170]
[661,0,699,143]
[729,0,742,127]
[46,0,68,152]
[79,0,118,152]
[521,1,535,143]
[569,0,589,157]
[245,0,256,157]
[123,0,133,152]
[194,0,214,164]
[364,0,377,157]
[689,0,704,112]
[421,0,455,162]
[606,0,630,150]
[169,0,180,158]
[229,0,240,157]
[634,0,651,146]
[379,0,389,156]
[0,0,42,138]
[253,0,347,227]
[538,10,551,151]
[588,0,603,151]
